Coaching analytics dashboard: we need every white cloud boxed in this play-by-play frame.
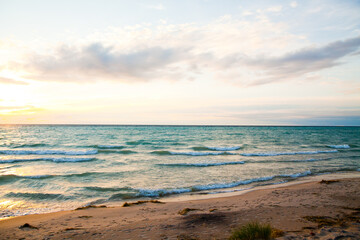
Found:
[3,15,360,86]
[241,36,360,85]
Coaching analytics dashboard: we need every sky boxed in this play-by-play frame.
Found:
[0,0,360,125]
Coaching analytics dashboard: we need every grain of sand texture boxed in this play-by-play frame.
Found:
[1,176,359,240]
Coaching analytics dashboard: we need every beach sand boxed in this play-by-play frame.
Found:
[1,175,359,240]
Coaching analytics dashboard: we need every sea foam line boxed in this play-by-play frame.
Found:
[156,161,245,167]
[86,145,125,149]
[192,146,241,151]
[279,170,312,178]
[278,157,332,163]
[241,150,338,156]
[131,170,313,198]
[151,150,235,156]
[0,149,98,155]
[98,149,137,154]
[327,144,350,149]
[0,157,96,164]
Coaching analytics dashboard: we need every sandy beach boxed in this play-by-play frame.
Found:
[1,174,359,240]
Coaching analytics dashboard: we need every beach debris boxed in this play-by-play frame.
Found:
[209,208,217,212]
[178,208,198,215]
[65,227,84,231]
[78,215,93,219]
[19,223,38,229]
[319,180,339,184]
[122,200,164,207]
[75,205,107,210]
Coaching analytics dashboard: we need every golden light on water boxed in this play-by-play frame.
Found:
[0,200,26,209]
[0,199,28,220]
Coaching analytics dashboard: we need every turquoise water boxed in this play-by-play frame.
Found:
[0,125,359,218]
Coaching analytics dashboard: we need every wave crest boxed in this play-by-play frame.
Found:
[151,151,235,156]
[0,157,96,164]
[241,150,338,156]
[0,149,98,156]
[192,146,241,151]
[156,161,245,167]
[327,145,350,149]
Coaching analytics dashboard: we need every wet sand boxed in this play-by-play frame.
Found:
[1,174,359,240]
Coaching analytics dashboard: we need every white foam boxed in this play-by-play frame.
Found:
[280,158,331,163]
[135,178,272,197]
[159,161,245,167]
[136,188,192,197]
[135,170,314,197]
[0,149,98,155]
[169,151,234,156]
[51,158,96,162]
[327,145,350,149]
[97,145,124,149]
[0,157,95,163]
[193,176,275,191]
[280,170,312,178]
[241,150,338,156]
[207,146,241,151]
[136,170,313,198]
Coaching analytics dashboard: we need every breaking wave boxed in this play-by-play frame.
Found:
[192,146,241,151]
[86,145,125,149]
[241,150,338,156]
[0,157,96,164]
[151,150,235,156]
[128,171,311,198]
[327,145,350,149]
[0,149,98,155]
[156,161,245,167]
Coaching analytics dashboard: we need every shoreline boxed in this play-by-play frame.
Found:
[160,171,360,203]
[2,172,359,221]
[1,173,359,239]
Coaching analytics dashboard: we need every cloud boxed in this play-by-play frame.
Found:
[4,15,360,86]
[21,35,360,86]
[242,36,360,85]
[0,76,28,85]
[26,44,192,82]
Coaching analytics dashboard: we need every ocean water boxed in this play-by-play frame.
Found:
[0,125,359,218]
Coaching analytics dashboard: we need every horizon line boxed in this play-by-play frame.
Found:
[0,124,359,127]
